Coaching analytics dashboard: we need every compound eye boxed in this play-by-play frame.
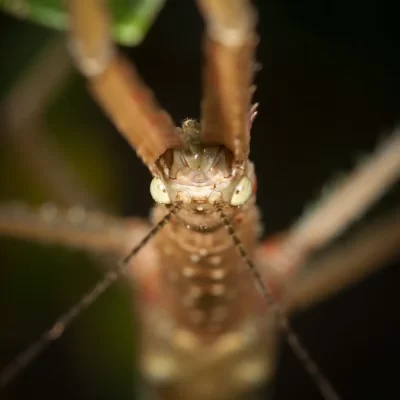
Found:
[230,177,252,206]
[150,178,171,204]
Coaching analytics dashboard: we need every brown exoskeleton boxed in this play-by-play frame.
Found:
[0,1,399,399]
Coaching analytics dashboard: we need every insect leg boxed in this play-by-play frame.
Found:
[255,130,400,287]
[0,203,151,255]
[67,0,183,174]
[283,209,400,313]
[197,0,258,164]
[0,203,180,388]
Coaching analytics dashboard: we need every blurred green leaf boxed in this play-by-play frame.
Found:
[0,0,165,45]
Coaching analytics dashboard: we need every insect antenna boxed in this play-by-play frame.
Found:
[214,203,340,400]
[0,202,182,389]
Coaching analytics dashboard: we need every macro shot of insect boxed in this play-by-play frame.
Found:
[0,1,399,399]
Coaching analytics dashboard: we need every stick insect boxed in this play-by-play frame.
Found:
[0,0,400,400]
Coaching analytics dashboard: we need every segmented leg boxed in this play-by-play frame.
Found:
[0,198,165,300]
[255,131,400,291]
[67,0,183,174]
[0,203,180,389]
[197,0,258,164]
[283,210,400,312]
[0,203,150,254]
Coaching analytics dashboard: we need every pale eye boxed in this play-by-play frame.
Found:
[150,178,171,204]
[230,177,252,206]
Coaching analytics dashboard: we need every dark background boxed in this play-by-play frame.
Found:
[0,1,399,399]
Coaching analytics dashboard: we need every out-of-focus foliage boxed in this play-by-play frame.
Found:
[0,0,165,45]
[0,9,143,400]
[1,1,400,400]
